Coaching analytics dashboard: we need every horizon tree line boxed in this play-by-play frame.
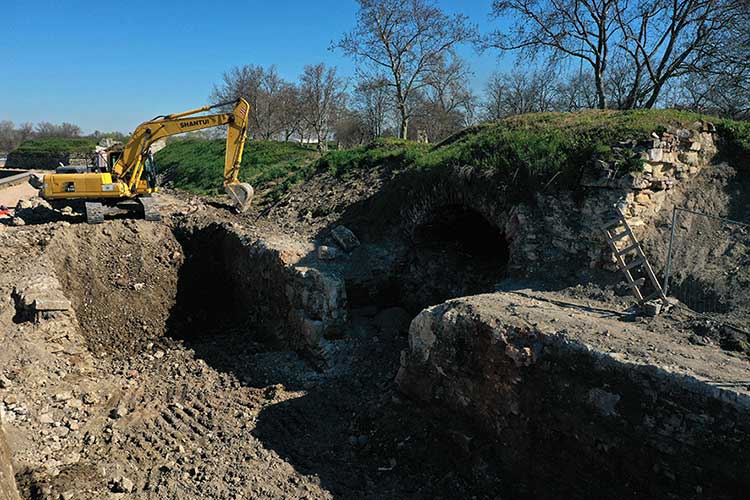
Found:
[3,0,748,152]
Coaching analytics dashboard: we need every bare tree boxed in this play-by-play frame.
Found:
[299,63,347,152]
[211,64,292,140]
[411,59,476,141]
[487,0,618,109]
[334,0,475,139]
[334,109,370,148]
[34,121,81,138]
[278,84,304,142]
[353,77,394,140]
[0,121,16,152]
[671,2,750,119]
[16,123,34,144]
[488,0,748,111]
[483,70,559,120]
[557,73,600,110]
[615,0,747,109]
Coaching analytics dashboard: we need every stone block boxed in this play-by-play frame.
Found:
[316,245,341,260]
[33,298,71,312]
[331,225,360,251]
[647,148,664,162]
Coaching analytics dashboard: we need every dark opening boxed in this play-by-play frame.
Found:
[399,205,510,311]
[167,229,242,341]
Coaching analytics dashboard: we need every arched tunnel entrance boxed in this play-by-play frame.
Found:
[399,204,510,312]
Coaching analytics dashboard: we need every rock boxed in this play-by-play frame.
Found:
[14,196,54,224]
[34,298,71,312]
[643,300,663,317]
[647,148,663,162]
[635,192,651,204]
[588,388,621,417]
[110,404,128,419]
[316,245,341,260]
[111,476,134,493]
[153,350,165,359]
[54,391,73,402]
[678,151,700,166]
[0,377,10,389]
[331,226,360,251]
[39,413,54,425]
[82,393,99,405]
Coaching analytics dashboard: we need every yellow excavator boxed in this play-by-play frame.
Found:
[30,98,254,223]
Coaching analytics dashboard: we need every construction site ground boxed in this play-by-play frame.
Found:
[1,162,750,499]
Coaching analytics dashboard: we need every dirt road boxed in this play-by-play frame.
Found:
[0,180,37,212]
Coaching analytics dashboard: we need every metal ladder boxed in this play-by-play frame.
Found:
[603,209,669,305]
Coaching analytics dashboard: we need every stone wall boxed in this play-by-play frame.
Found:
[506,123,718,277]
[176,220,347,364]
[397,294,750,500]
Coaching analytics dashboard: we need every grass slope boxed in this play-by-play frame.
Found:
[308,110,750,202]
[155,139,319,199]
[155,110,749,204]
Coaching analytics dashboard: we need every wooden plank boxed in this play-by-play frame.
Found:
[625,258,645,271]
[603,218,625,229]
[617,243,639,256]
[611,231,630,242]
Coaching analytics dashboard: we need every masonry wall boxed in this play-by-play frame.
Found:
[506,123,718,277]
[397,298,750,500]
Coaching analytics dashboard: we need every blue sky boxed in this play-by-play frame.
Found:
[2,0,509,133]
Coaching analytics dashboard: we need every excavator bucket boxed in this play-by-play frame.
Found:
[225,182,254,213]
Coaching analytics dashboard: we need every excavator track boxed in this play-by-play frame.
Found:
[84,202,105,224]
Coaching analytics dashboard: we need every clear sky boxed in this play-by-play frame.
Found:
[2,0,509,134]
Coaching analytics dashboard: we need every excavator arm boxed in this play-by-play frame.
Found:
[113,98,253,212]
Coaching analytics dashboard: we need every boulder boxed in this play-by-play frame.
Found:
[331,226,360,251]
[317,245,341,261]
[14,197,55,224]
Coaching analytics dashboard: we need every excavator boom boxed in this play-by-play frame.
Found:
[33,98,254,218]
[113,98,253,212]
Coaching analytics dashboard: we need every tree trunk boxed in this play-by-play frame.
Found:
[644,81,664,109]
[399,114,409,140]
[595,70,608,109]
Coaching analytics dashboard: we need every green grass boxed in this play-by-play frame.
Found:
[155,139,319,199]
[14,138,98,154]
[155,110,750,204]
[291,109,721,199]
